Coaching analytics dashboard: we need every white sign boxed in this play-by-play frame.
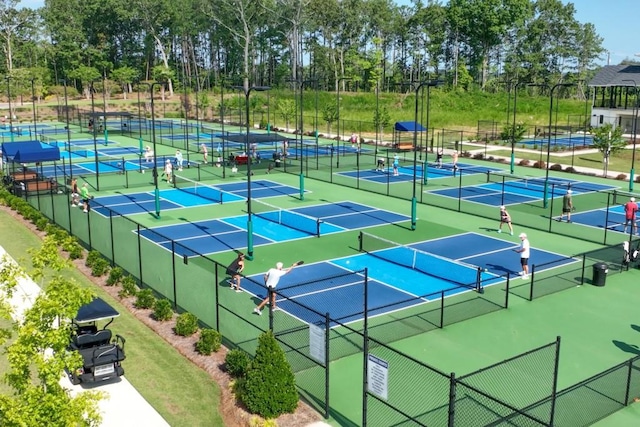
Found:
[309,323,325,364]
[367,354,389,400]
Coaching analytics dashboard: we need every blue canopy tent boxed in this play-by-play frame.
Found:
[393,121,427,151]
[2,141,61,163]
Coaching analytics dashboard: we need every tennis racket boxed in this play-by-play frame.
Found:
[294,260,305,266]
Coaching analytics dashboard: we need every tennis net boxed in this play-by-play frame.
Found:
[173,174,224,204]
[253,198,321,237]
[358,231,482,291]
[486,171,572,192]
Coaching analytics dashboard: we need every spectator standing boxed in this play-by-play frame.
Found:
[70,178,79,206]
[393,154,400,176]
[201,143,208,164]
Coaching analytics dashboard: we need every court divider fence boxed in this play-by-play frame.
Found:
[17,182,640,425]
[277,145,640,250]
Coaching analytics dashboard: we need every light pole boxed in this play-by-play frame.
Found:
[150,81,164,218]
[30,78,37,135]
[5,76,13,142]
[232,84,271,260]
[90,80,101,190]
[135,81,150,155]
[623,79,638,191]
[412,81,439,230]
[336,77,351,168]
[59,79,72,178]
[511,81,528,174]
[543,83,574,208]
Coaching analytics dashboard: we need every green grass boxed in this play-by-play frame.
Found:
[0,209,223,426]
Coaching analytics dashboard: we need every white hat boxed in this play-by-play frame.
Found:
[500,205,505,210]
[276,262,284,269]
[519,232,527,238]
[567,190,572,194]
[631,197,636,202]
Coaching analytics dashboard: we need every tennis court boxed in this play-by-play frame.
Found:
[241,232,577,325]
[429,174,615,207]
[91,179,301,216]
[521,135,594,147]
[338,162,501,183]
[136,201,410,256]
[569,205,637,234]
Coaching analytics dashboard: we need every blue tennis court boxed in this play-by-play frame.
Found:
[521,135,594,147]
[92,179,300,216]
[429,176,615,207]
[569,205,636,234]
[241,232,577,325]
[136,201,410,256]
[338,162,500,183]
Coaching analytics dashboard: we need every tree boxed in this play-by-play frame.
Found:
[0,236,104,426]
[111,66,138,100]
[240,330,298,419]
[322,102,338,135]
[373,105,391,136]
[277,99,296,130]
[591,123,626,177]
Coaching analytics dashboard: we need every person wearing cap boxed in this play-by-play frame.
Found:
[514,232,530,280]
[623,197,639,235]
[163,158,173,184]
[253,261,297,315]
[560,189,573,222]
[498,205,513,235]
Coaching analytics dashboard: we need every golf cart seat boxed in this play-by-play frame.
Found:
[72,329,112,350]
[79,335,126,366]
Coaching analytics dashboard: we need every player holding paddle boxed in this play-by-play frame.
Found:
[253,260,304,315]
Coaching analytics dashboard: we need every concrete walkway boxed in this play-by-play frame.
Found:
[0,246,169,427]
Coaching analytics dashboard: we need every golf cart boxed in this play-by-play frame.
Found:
[66,297,126,385]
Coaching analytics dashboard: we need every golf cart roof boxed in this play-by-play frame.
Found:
[74,298,120,323]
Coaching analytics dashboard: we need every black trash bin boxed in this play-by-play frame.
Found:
[592,263,608,287]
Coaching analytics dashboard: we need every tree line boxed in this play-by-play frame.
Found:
[0,0,606,100]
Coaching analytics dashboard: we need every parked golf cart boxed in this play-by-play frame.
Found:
[66,297,126,385]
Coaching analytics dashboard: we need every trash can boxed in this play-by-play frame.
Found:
[592,263,608,287]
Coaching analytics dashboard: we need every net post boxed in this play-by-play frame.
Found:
[316,219,321,238]
[358,231,363,252]
[476,267,484,293]
[486,170,490,183]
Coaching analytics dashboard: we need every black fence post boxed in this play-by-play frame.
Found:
[549,336,562,425]
[448,372,456,427]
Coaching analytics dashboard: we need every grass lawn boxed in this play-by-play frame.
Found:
[0,208,223,426]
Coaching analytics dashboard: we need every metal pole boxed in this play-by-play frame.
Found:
[6,76,13,142]
[412,81,438,229]
[62,80,72,178]
[622,80,638,191]
[90,81,100,191]
[31,79,37,135]
[544,83,574,208]
[150,82,163,218]
[336,77,351,168]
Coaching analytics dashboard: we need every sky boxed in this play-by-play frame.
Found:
[16,0,638,66]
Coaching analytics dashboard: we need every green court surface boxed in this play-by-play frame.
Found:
[21,124,640,426]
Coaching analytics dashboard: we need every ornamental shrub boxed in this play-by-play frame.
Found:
[85,250,102,268]
[549,164,563,171]
[91,258,110,277]
[153,299,174,321]
[134,288,155,309]
[196,329,222,355]
[240,330,298,419]
[106,266,124,286]
[225,349,251,378]
[616,174,627,181]
[175,312,199,336]
[519,159,530,166]
[118,275,138,298]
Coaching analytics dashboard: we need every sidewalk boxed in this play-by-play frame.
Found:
[0,245,170,427]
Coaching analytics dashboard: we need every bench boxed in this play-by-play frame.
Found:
[395,143,414,151]
[12,171,38,181]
